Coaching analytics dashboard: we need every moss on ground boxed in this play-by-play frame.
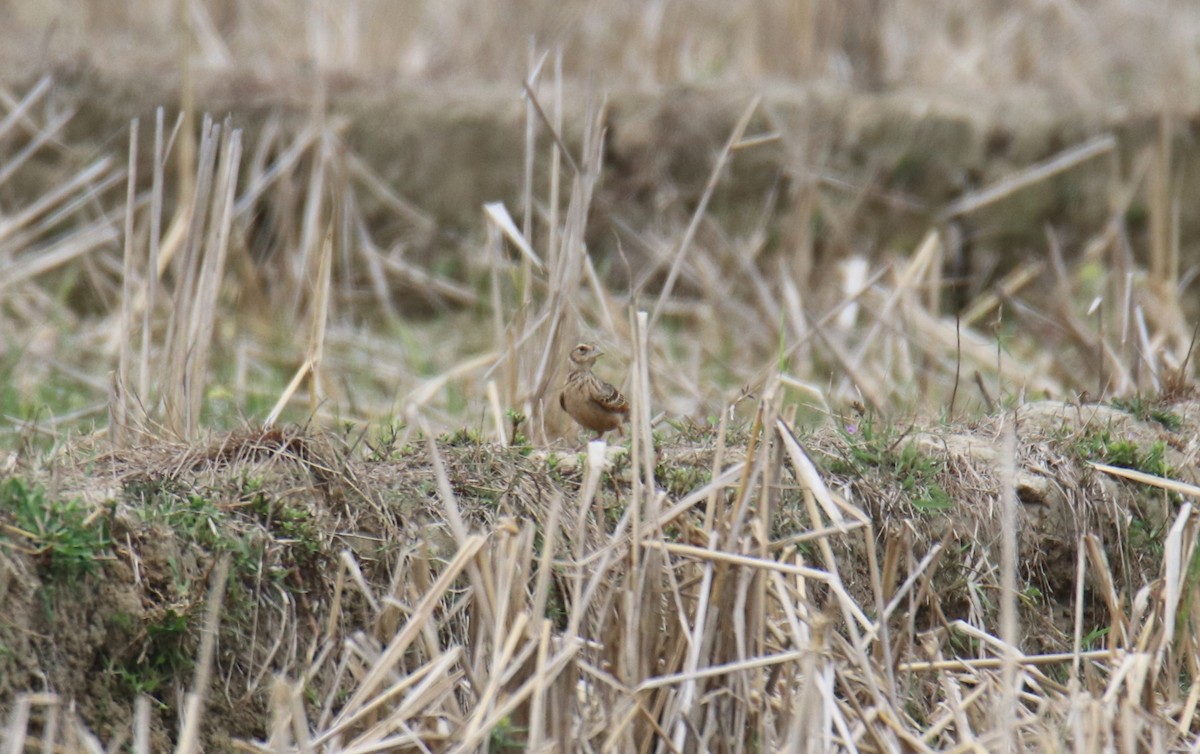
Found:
[2,396,1199,745]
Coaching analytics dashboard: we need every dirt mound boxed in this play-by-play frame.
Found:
[1,396,1197,746]
[11,68,1200,294]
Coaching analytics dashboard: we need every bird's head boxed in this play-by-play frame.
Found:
[568,343,603,367]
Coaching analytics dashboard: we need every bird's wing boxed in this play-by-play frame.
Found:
[590,378,630,414]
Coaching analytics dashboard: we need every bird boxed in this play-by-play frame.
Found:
[559,343,629,440]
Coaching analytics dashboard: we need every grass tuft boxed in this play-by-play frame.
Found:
[0,477,110,581]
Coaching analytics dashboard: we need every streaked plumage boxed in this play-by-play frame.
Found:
[559,343,629,439]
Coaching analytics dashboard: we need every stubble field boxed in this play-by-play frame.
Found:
[2,2,1200,751]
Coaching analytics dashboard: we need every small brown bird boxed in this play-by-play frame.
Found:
[559,343,629,439]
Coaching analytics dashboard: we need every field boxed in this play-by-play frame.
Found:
[2,1,1200,751]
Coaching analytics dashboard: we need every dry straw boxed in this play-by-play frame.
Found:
[1,15,1199,745]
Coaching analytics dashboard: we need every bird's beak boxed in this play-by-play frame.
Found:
[593,347,604,357]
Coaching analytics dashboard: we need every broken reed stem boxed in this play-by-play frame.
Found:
[546,101,603,421]
[1150,113,1176,292]
[1156,502,1195,695]
[522,44,543,247]
[635,310,656,518]
[0,107,75,188]
[0,75,52,145]
[864,521,897,702]
[419,417,498,645]
[527,619,553,751]
[486,222,510,405]
[186,124,242,435]
[5,696,31,753]
[264,223,331,427]
[333,536,485,721]
[176,0,196,209]
[530,491,562,647]
[115,117,139,447]
[486,379,507,445]
[307,224,334,419]
[649,96,760,330]
[900,650,1114,673]
[139,108,165,407]
[628,310,644,575]
[669,545,714,749]
[132,695,150,754]
[642,539,871,627]
[1089,462,1200,498]
[548,47,563,274]
[998,420,1019,754]
[164,115,219,437]
[175,555,231,754]
[942,134,1116,219]
[1072,533,1088,684]
[521,78,579,177]
[639,650,806,692]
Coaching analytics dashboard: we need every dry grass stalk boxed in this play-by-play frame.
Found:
[139,108,166,407]
[113,118,140,448]
[12,396,1200,750]
[959,260,1044,329]
[1149,113,1176,295]
[942,133,1117,219]
[522,47,547,249]
[648,96,761,330]
[1090,462,1200,499]
[484,201,545,272]
[184,124,243,434]
[547,48,564,277]
[997,421,1019,753]
[307,224,334,417]
[163,115,220,436]
[4,33,1200,751]
[0,75,51,144]
[0,108,75,190]
[517,99,607,441]
[175,555,231,754]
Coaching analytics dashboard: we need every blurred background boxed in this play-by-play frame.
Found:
[0,0,1197,444]
[4,0,1198,102]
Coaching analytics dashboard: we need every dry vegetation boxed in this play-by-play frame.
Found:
[2,1,1200,751]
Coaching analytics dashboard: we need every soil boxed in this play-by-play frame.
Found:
[1,395,1197,745]
[5,64,1200,315]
